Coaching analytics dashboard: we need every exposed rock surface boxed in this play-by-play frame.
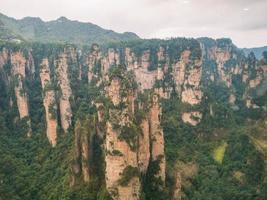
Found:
[87,44,101,82]
[172,172,182,200]
[105,122,140,200]
[138,118,150,174]
[149,94,166,181]
[11,51,31,137]
[0,48,8,69]
[71,119,92,186]
[182,112,202,126]
[105,76,140,200]
[55,52,72,133]
[40,58,57,146]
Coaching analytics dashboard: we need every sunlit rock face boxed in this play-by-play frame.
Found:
[105,122,140,200]
[105,76,140,200]
[86,44,101,83]
[172,50,203,125]
[55,52,72,133]
[40,58,58,147]
[173,50,189,94]
[11,51,31,137]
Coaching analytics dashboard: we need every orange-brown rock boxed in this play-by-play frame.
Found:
[105,122,140,200]
[87,44,101,82]
[108,78,121,106]
[11,51,31,137]
[149,94,166,181]
[0,48,8,69]
[55,53,72,133]
[40,58,58,146]
[138,118,150,173]
[72,119,92,185]
[172,171,182,200]
[173,51,189,93]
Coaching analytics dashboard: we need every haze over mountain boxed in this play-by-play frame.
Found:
[0,12,139,45]
[243,46,267,59]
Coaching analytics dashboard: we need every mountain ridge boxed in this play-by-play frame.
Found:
[0,12,139,45]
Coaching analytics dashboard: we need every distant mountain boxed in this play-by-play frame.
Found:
[0,13,139,45]
[242,46,267,59]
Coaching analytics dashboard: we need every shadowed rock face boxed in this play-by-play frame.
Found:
[138,118,150,173]
[149,94,166,181]
[0,48,8,70]
[55,52,72,133]
[71,118,93,186]
[40,58,57,147]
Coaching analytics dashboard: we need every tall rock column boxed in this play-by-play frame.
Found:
[177,51,203,126]
[11,51,31,137]
[149,94,166,182]
[40,58,58,146]
[87,44,101,83]
[55,53,72,133]
[137,117,150,174]
[71,119,92,186]
[105,78,141,200]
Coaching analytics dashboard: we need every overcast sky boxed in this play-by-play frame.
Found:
[1,0,267,48]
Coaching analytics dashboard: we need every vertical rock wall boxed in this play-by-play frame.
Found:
[149,94,166,181]
[105,77,141,200]
[55,53,72,133]
[11,51,31,137]
[40,58,58,146]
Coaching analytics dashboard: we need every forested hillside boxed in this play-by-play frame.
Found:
[0,13,139,45]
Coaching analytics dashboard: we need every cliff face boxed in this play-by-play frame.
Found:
[103,67,166,199]
[71,119,92,186]
[0,48,8,70]
[105,76,141,200]
[138,118,150,173]
[55,52,72,133]
[149,94,166,181]
[172,50,203,126]
[40,58,57,146]
[11,51,32,137]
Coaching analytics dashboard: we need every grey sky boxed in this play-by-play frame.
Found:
[1,0,267,47]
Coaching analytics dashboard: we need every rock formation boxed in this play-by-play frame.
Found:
[40,58,58,146]
[71,118,92,186]
[105,76,141,200]
[55,52,72,133]
[11,51,31,137]
[137,118,150,174]
[149,94,166,181]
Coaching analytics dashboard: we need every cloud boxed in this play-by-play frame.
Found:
[0,0,267,47]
